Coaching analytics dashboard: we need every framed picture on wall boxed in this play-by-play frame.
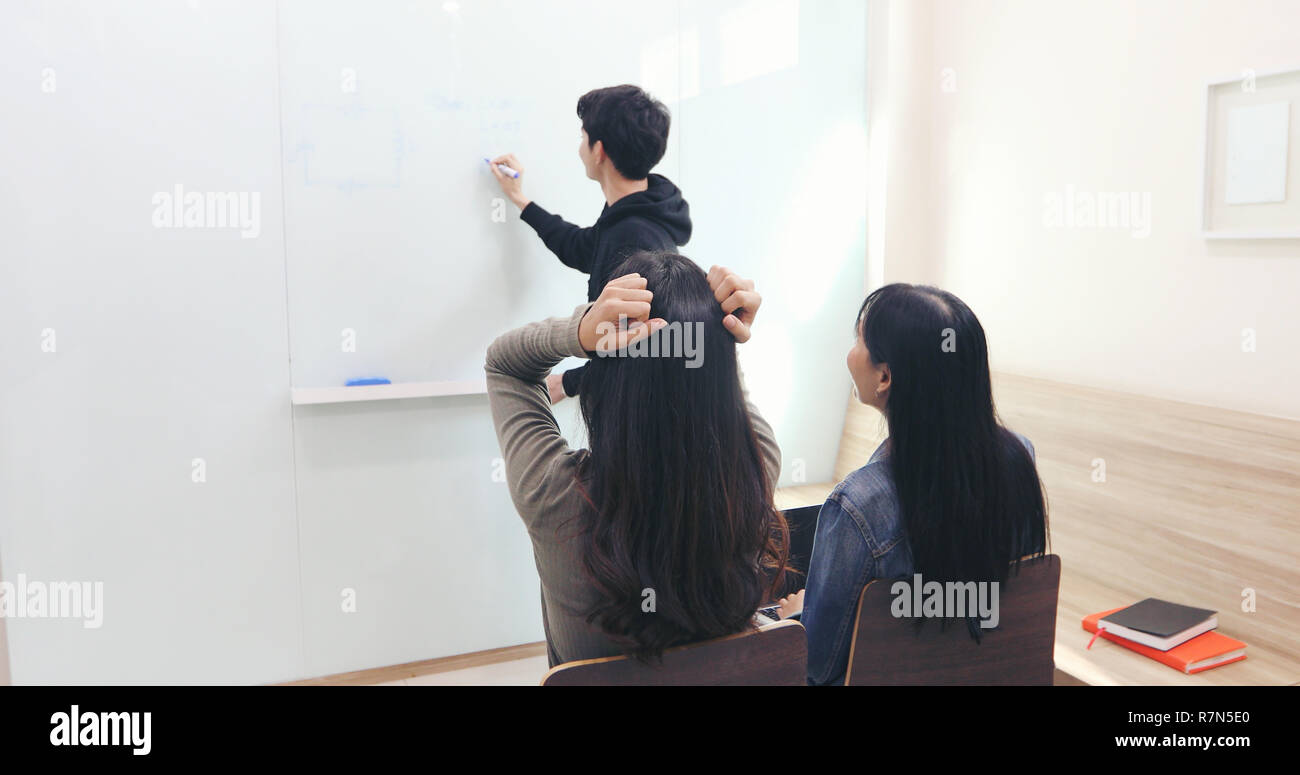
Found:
[1200,68,1300,238]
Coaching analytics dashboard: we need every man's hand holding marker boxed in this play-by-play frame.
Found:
[487,154,531,211]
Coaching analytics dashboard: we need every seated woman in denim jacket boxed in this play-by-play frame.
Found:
[776,284,1049,685]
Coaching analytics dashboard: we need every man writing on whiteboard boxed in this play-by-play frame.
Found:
[489,84,693,403]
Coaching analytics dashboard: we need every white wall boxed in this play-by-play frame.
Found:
[677,0,868,485]
[876,0,1300,420]
[0,1,303,683]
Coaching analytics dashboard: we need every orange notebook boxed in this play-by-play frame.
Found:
[1082,607,1247,674]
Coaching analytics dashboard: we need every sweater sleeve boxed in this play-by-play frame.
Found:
[484,303,593,530]
[520,201,597,275]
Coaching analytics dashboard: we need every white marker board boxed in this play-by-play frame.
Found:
[278,0,681,390]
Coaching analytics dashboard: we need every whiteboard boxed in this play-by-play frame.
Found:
[278,0,681,389]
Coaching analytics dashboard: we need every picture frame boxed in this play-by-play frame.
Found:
[1200,67,1300,239]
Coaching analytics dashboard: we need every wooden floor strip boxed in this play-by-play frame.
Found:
[278,642,547,686]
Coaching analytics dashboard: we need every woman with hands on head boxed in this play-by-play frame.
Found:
[484,250,788,666]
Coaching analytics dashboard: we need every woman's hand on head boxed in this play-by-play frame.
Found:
[707,265,760,343]
[578,273,666,353]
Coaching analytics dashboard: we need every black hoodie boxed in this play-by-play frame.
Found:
[519,174,692,398]
[519,173,693,303]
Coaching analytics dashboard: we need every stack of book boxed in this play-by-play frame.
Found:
[1082,598,1247,674]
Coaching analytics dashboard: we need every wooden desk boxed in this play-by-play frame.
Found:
[775,373,1300,685]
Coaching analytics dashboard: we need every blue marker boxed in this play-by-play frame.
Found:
[346,377,391,386]
[484,158,520,178]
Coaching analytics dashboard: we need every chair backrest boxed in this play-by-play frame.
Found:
[845,554,1061,686]
[541,619,807,686]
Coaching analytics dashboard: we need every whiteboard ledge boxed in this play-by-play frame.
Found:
[291,380,488,405]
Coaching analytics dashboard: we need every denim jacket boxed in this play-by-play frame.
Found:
[801,432,1036,686]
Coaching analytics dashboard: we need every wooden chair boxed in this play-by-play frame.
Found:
[541,619,807,686]
[844,554,1061,685]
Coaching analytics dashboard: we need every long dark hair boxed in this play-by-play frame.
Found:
[574,251,788,660]
[857,284,1048,640]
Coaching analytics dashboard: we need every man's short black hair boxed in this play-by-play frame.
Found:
[577,85,671,180]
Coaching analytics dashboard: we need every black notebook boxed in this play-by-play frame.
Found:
[1099,598,1217,651]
